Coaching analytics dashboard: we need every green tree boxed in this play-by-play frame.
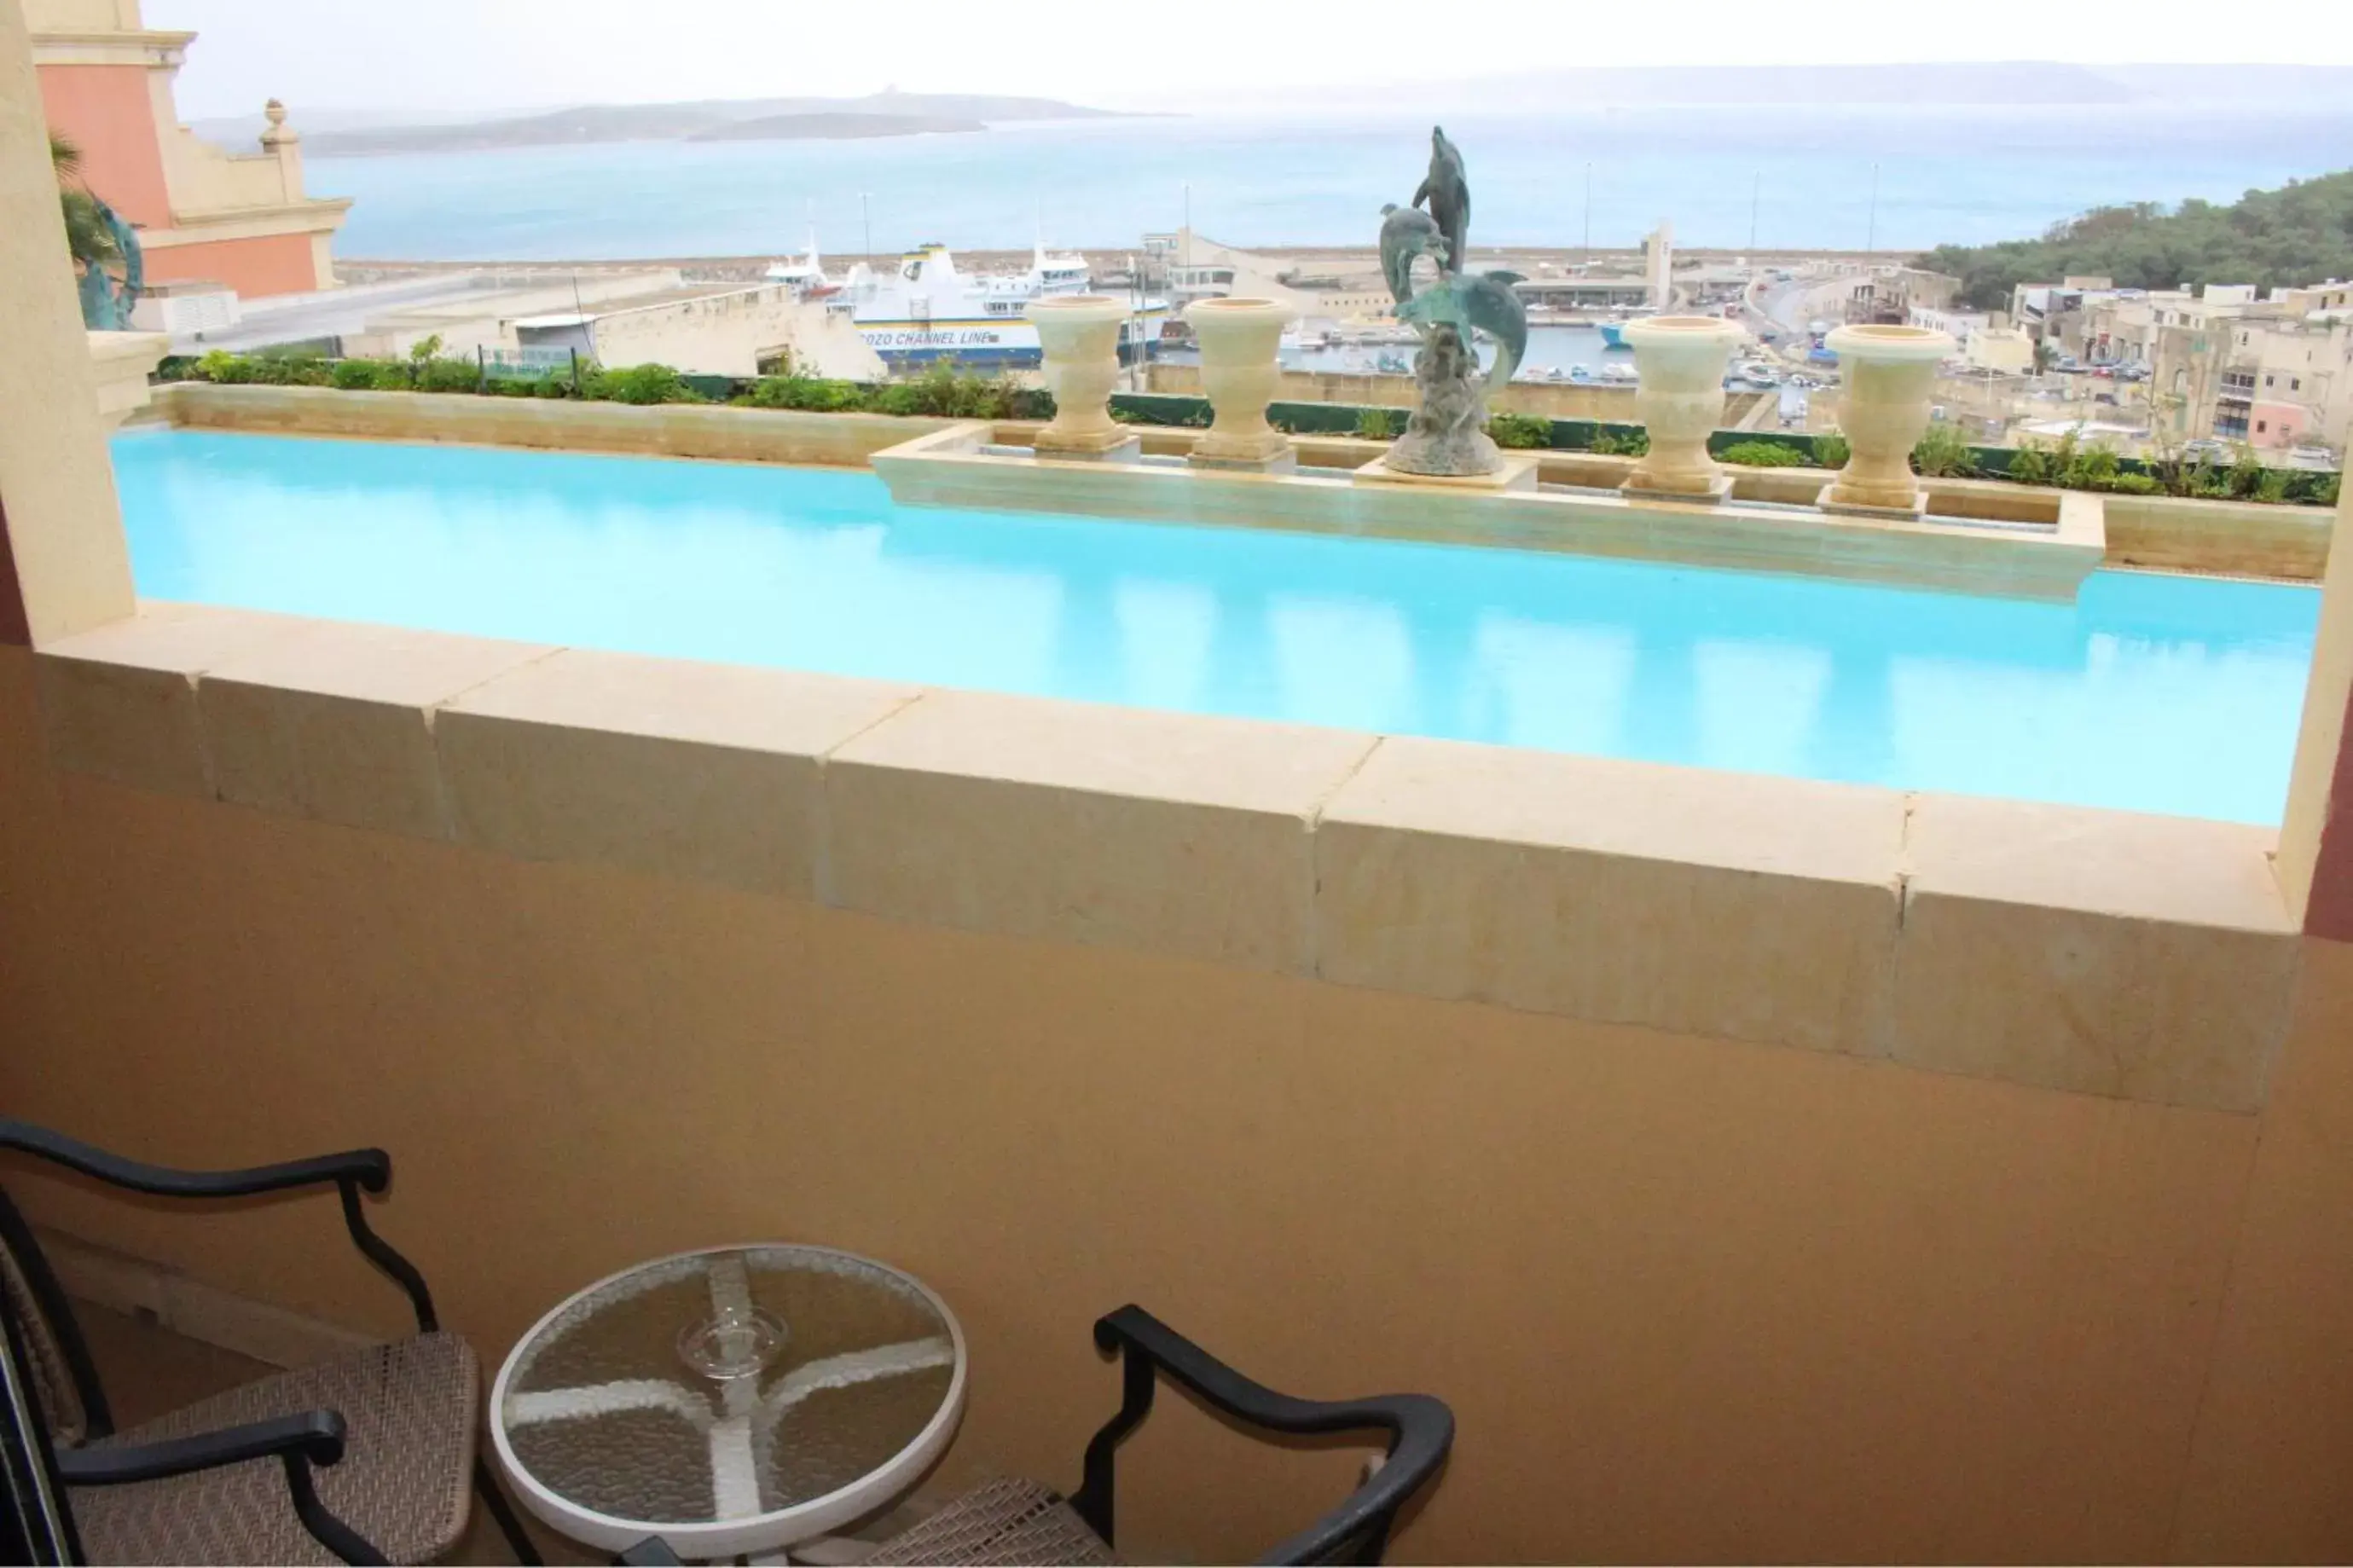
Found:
[1918,169,2353,309]
[49,134,119,274]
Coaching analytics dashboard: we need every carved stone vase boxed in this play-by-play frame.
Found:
[1619,315,1746,500]
[1824,323,1956,512]
[1185,297,1295,466]
[1027,295,1131,456]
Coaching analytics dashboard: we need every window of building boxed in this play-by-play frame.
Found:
[2291,377,2301,391]
[2264,373,2274,386]
[2257,420,2269,433]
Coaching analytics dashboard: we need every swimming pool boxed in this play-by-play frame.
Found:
[111,428,2320,825]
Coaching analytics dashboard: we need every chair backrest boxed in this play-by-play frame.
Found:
[0,1256,81,1565]
[0,1194,89,1448]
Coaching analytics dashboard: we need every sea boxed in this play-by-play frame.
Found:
[310,103,2353,262]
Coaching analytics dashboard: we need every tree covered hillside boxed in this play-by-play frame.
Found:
[1920,170,2353,309]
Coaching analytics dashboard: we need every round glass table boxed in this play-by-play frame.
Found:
[489,1244,967,1559]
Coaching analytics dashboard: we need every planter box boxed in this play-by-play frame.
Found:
[158,383,959,467]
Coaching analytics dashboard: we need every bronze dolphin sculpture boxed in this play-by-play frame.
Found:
[1379,203,1451,304]
[1410,125,1470,278]
[1393,270,1527,391]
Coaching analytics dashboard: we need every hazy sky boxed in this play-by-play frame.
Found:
[148,0,2353,120]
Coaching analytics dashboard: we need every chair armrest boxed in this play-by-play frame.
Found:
[1078,1305,1455,1565]
[0,1120,389,1198]
[58,1410,390,1565]
[614,1536,686,1565]
[0,1119,437,1335]
[55,1410,347,1485]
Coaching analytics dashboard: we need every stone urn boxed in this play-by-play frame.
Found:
[1619,315,1747,500]
[1185,297,1295,466]
[1824,323,1956,512]
[1027,294,1132,456]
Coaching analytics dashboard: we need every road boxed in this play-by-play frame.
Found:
[171,272,511,355]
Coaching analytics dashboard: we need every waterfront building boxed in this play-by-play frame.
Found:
[26,0,349,303]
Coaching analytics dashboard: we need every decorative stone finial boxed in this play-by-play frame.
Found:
[260,98,295,144]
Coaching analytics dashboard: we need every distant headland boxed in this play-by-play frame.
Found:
[247,90,1128,158]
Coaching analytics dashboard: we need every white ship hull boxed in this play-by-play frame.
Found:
[836,242,1166,368]
[855,315,1168,367]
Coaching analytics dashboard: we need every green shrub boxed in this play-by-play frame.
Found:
[241,350,333,387]
[2007,437,2059,488]
[2223,445,2269,500]
[1717,440,1814,468]
[745,374,866,413]
[483,373,559,398]
[1487,411,1552,449]
[2104,471,2164,495]
[1910,423,1979,478]
[412,356,483,395]
[329,358,392,391]
[194,350,257,385]
[532,370,575,399]
[407,333,445,363]
[2254,469,2292,505]
[1813,433,1849,468]
[1587,428,1649,457]
[2060,439,2121,491]
[582,362,701,405]
[869,362,1029,419]
[2317,472,2341,508]
[1355,407,1402,441]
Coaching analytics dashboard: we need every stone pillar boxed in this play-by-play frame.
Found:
[259,97,302,203]
[0,0,136,645]
[2278,482,2353,938]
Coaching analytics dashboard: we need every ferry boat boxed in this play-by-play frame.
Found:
[837,242,1168,368]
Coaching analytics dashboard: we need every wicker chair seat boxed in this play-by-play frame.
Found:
[866,1477,1115,1566]
[72,1331,478,1566]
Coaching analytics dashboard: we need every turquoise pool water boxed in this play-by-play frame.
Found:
[111,428,2321,825]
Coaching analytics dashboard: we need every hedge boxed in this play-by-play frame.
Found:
[154,351,2341,508]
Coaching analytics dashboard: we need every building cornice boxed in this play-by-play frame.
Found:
[30,29,194,67]
[139,198,353,249]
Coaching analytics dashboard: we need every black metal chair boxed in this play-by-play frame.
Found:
[0,1119,541,1565]
[867,1304,1452,1565]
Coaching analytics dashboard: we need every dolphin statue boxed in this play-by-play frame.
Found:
[1410,125,1470,277]
[1379,203,1451,304]
[1394,271,1528,391]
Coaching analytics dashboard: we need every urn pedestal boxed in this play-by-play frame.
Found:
[1185,298,1296,471]
[1823,324,1957,515]
[1028,295,1136,459]
[1618,315,1747,502]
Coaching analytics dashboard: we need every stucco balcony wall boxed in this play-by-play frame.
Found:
[4,610,2352,1561]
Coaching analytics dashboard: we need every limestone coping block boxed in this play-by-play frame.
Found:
[826,689,1380,974]
[1894,795,2298,1112]
[86,330,170,429]
[438,648,919,899]
[871,425,2101,604]
[35,603,321,798]
[1315,737,1907,1056]
[197,621,558,839]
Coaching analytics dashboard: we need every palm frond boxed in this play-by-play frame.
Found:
[59,189,120,269]
[49,132,82,179]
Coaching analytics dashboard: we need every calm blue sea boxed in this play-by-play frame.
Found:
[113,429,2319,824]
[311,105,2353,260]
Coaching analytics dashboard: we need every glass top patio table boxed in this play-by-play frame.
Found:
[488,1244,966,1558]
